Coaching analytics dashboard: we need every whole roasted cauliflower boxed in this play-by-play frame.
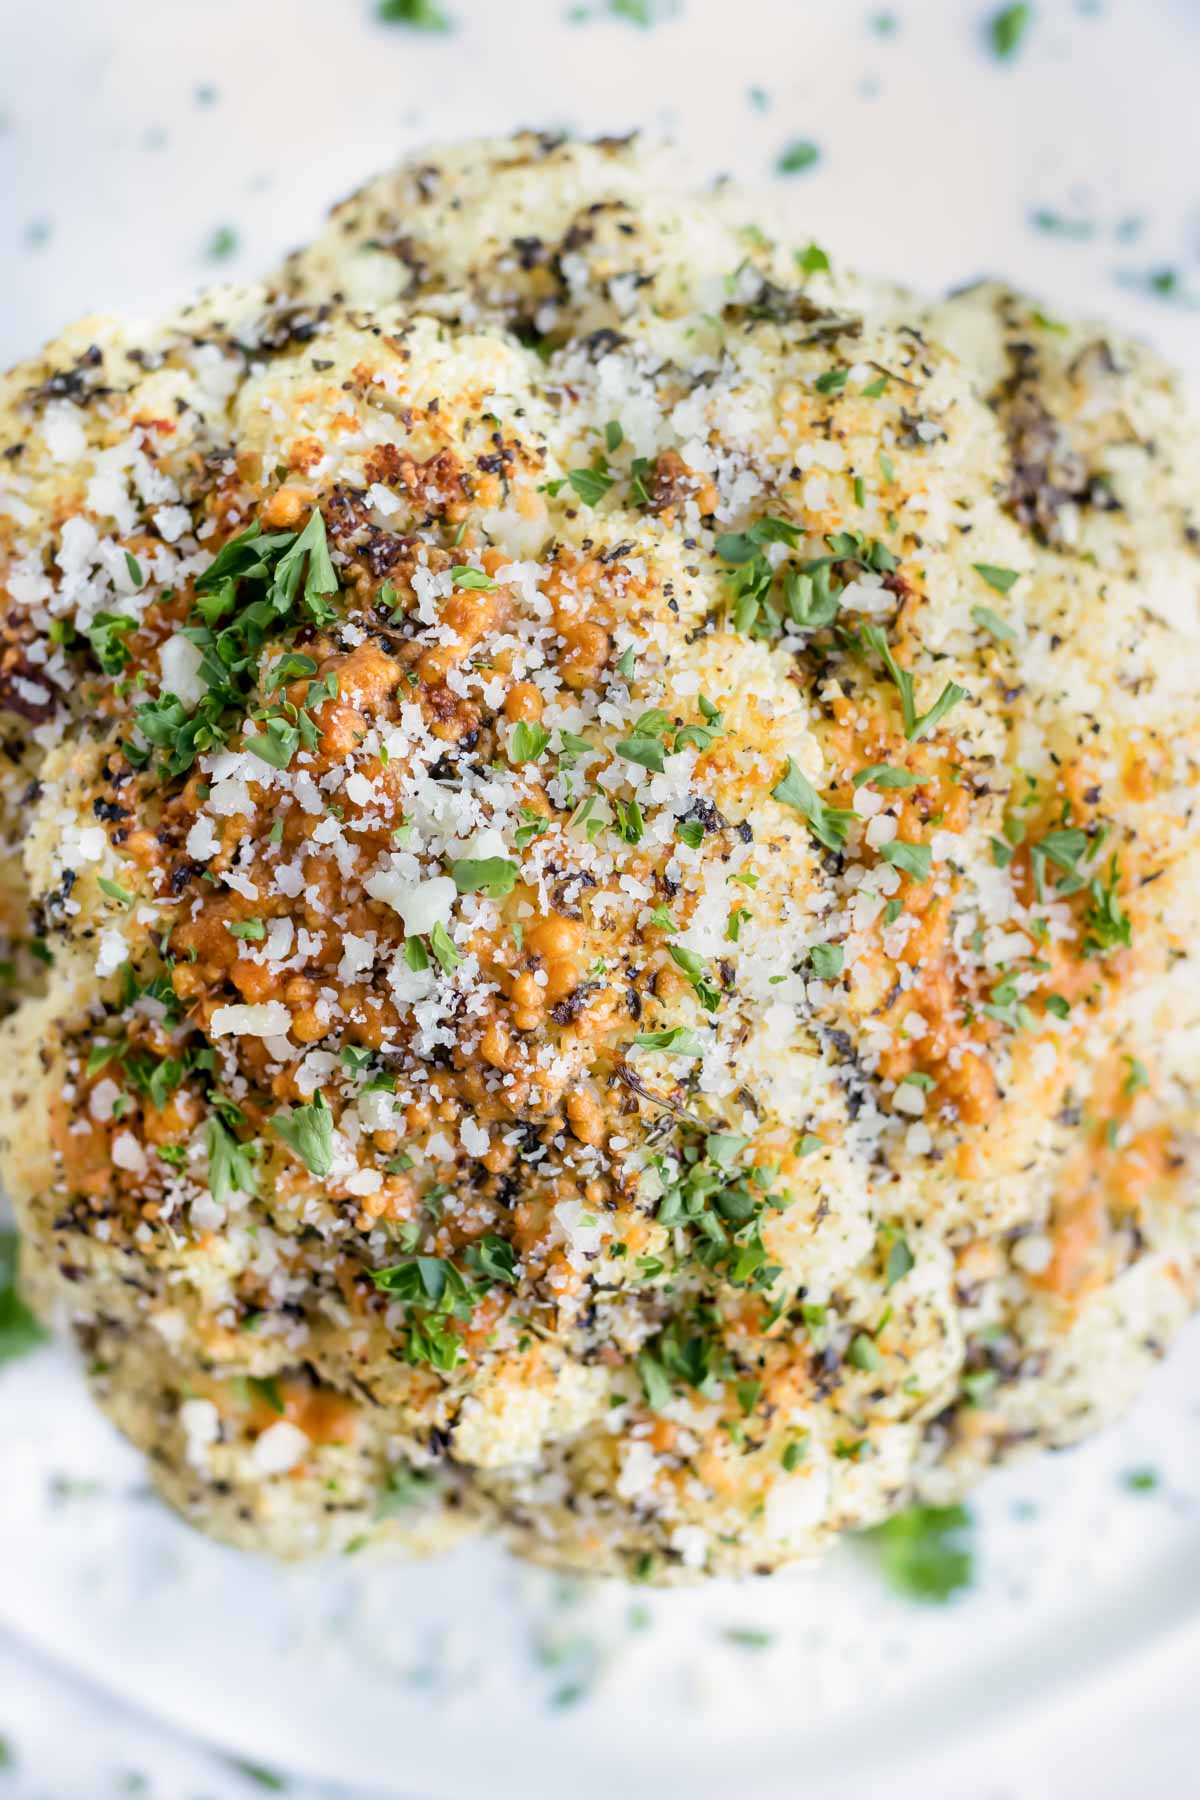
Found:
[1,135,1197,1580]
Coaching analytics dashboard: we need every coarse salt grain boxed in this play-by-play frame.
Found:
[250,1420,310,1476]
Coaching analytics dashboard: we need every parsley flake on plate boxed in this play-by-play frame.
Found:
[861,1503,974,1602]
[0,1230,48,1365]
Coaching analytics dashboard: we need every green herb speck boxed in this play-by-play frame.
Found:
[776,139,821,176]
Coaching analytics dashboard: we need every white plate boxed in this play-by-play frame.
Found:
[2,1328,1199,1800]
[2,2,1199,1794]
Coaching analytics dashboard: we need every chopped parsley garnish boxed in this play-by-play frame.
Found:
[227,1760,287,1792]
[716,518,795,566]
[651,1134,788,1293]
[808,943,844,978]
[1116,266,1194,305]
[674,694,724,753]
[852,763,926,790]
[449,564,496,590]
[734,1375,759,1418]
[722,1626,772,1650]
[772,758,856,850]
[606,0,672,25]
[270,1090,334,1178]
[636,1349,673,1411]
[614,702,719,770]
[271,509,338,614]
[378,0,452,27]
[971,603,1016,641]
[205,225,239,261]
[776,139,821,175]
[1029,826,1088,900]
[377,1462,437,1515]
[86,611,137,675]
[628,456,654,507]
[1084,857,1132,954]
[133,512,339,777]
[268,651,318,690]
[667,943,722,1011]
[465,1234,518,1286]
[717,516,870,638]
[880,839,932,881]
[246,715,300,769]
[861,1503,974,1602]
[989,2,1031,59]
[982,976,1034,1032]
[0,1230,48,1365]
[632,1026,704,1056]
[961,1368,999,1406]
[880,1224,914,1288]
[795,242,830,274]
[559,728,594,759]
[847,1332,882,1372]
[972,562,1019,594]
[861,624,968,741]
[1123,1056,1149,1096]
[246,1374,284,1416]
[403,935,430,972]
[612,797,645,845]
[827,528,896,571]
[429,920,462,973]
[451,856,519,899]
[369,1255,481,1371]
[616,709,672,772]
[637,1313,731,1408]
[509,720,551,764]
[515,805,550,848]
[1029,208,1096,240]
[705,1131,749,1168]
[206,1116,259,1203]
[567,465,614,506]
